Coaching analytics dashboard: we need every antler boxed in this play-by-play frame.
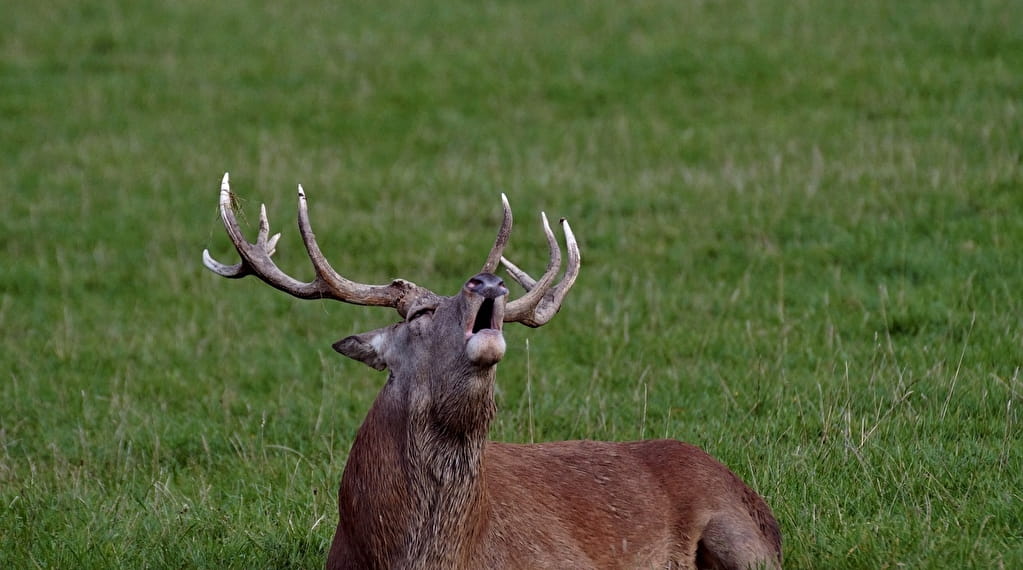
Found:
[500,211,581,328]
[202,172,429,317]
[480,193,513,274]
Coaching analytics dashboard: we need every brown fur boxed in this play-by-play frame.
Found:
[327,384,782,570]
[326,274,781,569]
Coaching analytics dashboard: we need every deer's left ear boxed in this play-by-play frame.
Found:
[333,324,396,371]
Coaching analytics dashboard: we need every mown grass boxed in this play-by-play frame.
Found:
[2,0,1022,567]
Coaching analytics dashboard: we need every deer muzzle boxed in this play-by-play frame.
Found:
[464,273,508,366]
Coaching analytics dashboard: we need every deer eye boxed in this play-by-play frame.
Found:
[407,307,435,322]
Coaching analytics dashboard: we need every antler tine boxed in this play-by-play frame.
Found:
[294,184,424,314]
[499,256,536,291]
[502,215,581,328]
[201,202,281,275]
[481,193,513,274]
[202,173,426,316]
[501,211,560,305]
[202,173,286,280]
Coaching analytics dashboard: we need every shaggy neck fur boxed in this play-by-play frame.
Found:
[331,370,496,569]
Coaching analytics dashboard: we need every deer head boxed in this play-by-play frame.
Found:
[203,173,579,434]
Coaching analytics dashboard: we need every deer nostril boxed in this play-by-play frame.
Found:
[467,272,508,299]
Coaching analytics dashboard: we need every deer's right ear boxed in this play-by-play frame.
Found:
[333,326,393,371]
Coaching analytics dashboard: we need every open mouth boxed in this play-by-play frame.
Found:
[472,298,498,334]
[461,273,507,364]
[465,297,506,365]
[464,294,506,343]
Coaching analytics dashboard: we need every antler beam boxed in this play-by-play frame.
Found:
[202,173,428,317]
[501,213,581,328]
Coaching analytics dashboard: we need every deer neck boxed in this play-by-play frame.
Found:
[338,371,496,568]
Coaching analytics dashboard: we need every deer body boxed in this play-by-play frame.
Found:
[203,173,781,569]
[324,276,779,569]
[331,433,780,569]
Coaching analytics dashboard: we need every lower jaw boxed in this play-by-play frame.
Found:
[465,329,506,366]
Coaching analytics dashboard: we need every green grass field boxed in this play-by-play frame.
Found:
[3,0,1021,567]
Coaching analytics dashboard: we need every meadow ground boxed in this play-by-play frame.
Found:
[2,0,1022,567]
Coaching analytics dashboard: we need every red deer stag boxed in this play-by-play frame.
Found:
[203,173,782,569]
